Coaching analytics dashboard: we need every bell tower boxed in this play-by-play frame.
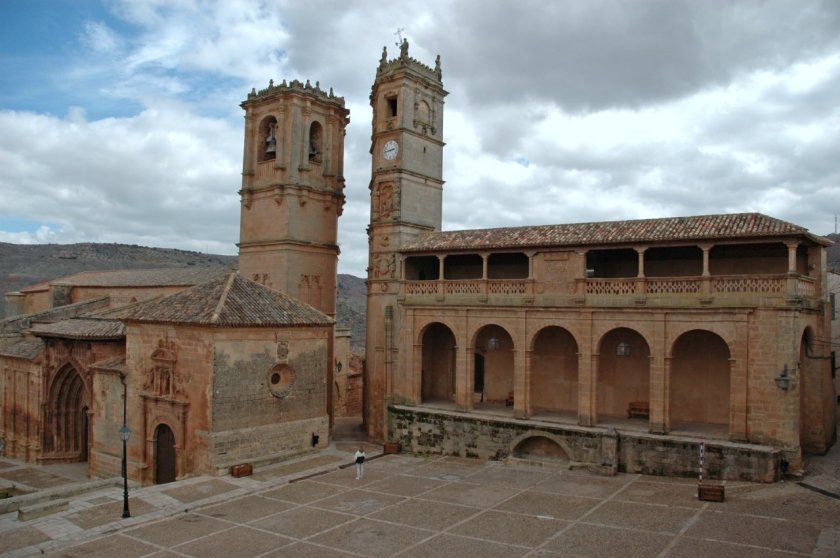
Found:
[238,79,349,319]
[365,40,447,440]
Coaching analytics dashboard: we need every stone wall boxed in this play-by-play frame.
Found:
[207,415,328,472]
[389,406,780,482]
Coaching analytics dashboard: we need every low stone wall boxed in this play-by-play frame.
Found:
[388,406,780,482]
[208,415,329,474]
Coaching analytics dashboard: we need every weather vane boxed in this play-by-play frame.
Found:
[395,28,405,48]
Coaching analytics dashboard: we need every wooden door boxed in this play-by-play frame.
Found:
[155,424,176,484]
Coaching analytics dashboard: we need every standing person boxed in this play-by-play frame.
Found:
[354,447,366,480]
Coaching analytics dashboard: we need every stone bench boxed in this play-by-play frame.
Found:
[18,499,69,521]
[627,401,650,419]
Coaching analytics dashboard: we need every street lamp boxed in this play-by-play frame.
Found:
[120,424,131,518]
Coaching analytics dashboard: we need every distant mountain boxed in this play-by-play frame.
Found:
[0,243,367,350]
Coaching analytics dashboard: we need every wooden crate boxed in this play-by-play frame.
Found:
[383,442,402,454]
[698,483,725,502]
[230,463,253,478]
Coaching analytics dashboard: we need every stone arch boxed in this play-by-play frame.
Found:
[43,363,90,461]
[420,322,456,403]
[530,326,578,416]
[670,329,730,427]
[596,328,650,420]
[510,431,572,462]
[472,324,515,407]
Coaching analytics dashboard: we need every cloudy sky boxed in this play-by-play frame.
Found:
[1,1,838,276]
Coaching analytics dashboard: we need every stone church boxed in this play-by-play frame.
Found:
[1,41,836,484]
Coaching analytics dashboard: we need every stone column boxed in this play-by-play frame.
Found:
[648,354,667,434]
[513,349,527,419]
[578,351,597,426]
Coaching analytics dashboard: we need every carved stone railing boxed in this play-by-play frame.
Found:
[488,279,529,295]
[403,274,813,304]
[646,278,702,294]
[712,276,785,294]
[405,281,439,296]
[585,279,636,295]
[445,280,482,295]
[795,276,816,297]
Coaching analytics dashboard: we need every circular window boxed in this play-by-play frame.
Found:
[268,364,295,398]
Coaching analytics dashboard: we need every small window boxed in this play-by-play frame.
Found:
[308,121,323,163]
[387,96,398,117]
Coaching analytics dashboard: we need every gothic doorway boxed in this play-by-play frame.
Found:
[154,424,176,484]
[43,364,89,461]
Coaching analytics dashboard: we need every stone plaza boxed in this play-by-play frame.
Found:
[1,435,839,558]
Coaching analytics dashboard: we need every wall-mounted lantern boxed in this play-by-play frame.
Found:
[774,364,791,391]
[616,342,631,357]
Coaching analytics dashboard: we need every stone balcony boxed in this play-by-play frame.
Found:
[400,273,819,309]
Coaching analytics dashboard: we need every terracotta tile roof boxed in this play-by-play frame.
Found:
[30,319,125,340]
[0,297,111,334]
[20,266,230,293]
[120,272,333,327]
[0,338,45,359]
[402,213,831,253]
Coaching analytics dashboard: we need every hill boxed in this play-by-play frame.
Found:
[826,233,839,272]
[0,243,367,350]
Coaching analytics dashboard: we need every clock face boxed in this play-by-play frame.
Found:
[382,139,399,160]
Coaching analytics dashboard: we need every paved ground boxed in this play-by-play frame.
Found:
[2,436,840,557]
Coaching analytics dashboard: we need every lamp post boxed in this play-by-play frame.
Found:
[120,424,131,518]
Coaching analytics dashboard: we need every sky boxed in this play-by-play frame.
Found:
[1,0,839,277]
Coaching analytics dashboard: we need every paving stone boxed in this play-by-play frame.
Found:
[262,479,349,504]
[308,517,430,557]
[614,480,704,508]
[582,500,697,534]
[368,498,479,531]
[419,481,520,508]
[310,488,405,516]
[198,494,294,523]
[46,534,158,558]
[64,498,156,530]
[494,490,601,519]
[684,510,823,554]
[162,479,238,504]
[463,464,552,489]
[666,537,801,558]
[363,474,447,497]
[397,533,530,558]
[450,509,568,547]
[262,541,358,557]
[125,513,232,547]
[250,505,355,539]
[0,525,50,553]
[171,525,292,557]
[0,467,70,489]
[534,472,633,498]
[543,522,673,557]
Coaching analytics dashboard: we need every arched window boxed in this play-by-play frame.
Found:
[309,121,323,163]
[259,116,277,162]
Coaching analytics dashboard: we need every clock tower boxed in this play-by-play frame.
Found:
[365,40,447,440]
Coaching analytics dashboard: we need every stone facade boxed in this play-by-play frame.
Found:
[364,43,836,480]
